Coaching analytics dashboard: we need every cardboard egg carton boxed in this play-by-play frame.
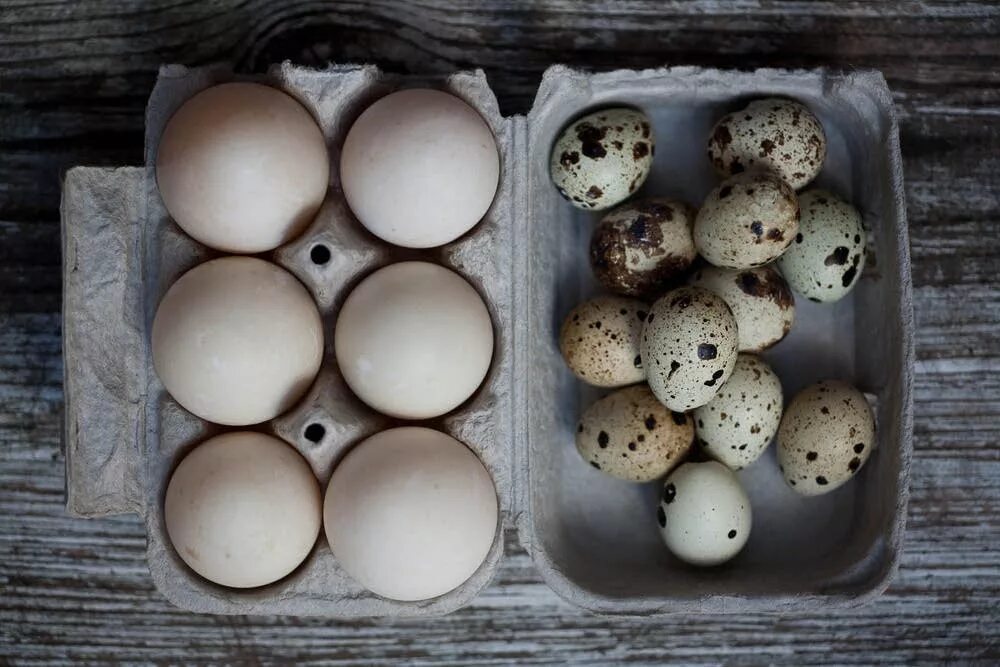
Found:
[63,64,913,616]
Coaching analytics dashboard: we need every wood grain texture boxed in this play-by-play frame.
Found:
[1,0,999,663]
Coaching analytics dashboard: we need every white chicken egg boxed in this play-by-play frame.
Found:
[323,427,499,601]
[164,431,321,588]
[334,261,493,419]
[657,460,752,566]
[152,257,324,426]
[340,89,500,248]
[156,82,329,253]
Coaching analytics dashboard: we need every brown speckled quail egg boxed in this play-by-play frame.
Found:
[694,354,782,470]
[576,385,694,482]
[694,172,800,269]
[707,98,827,190]
[641,286,739,411]
[777,190,866,303]
[657,460,752,566]
[689,265,795,352]
[777,380,876,496]
[559,297,647,387]
[590,198,697,298]
[550,108,654,210]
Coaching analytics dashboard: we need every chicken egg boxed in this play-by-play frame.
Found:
[152,257,323,426]
[323,427,498,601]
[156,82,329,253]
[340,89,500,248]
[334,261,493,419]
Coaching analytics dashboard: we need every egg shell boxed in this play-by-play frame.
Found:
[707,98,827,190]
[777,189,867,303]
[777,380,876,496]
[694,172,800,269]
[151,257,324,426]
[164,432,322,588]
[694,354,783,470]
[640,286,739,411]
[323,427,498,601]
[689,264,795,352]
[590,198,697,298]
[550,108,654,211]
[657,460,752,567]
[155,82,329,253]
[340,89,500,249]
[559,296,647,387]
[576,385,694,482]
[334,261,494,420]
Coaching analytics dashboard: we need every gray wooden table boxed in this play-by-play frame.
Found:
[2,1,998,664]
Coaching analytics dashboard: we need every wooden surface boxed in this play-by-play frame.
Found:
[2,1,999,663]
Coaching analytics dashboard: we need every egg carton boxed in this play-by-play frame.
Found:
[63,64,913,617]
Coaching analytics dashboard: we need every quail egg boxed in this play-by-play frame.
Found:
[641,286,739,411]
[550,108,654,210]
[576,385,694,482]
[590,198,697,298]
[707,98,827,190]
[777,190,866,303]
[694,354,782,470]
[657,460,752,566]
[777,380,876,496]
[694,172,799,269]
[689,264,795,352]
[559,296,647,387]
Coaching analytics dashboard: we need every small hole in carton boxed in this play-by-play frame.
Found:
[304,423,326,443]
[310,244,331,265]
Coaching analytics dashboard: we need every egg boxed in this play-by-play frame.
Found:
[707,98,827,190]
[657,461,751,566]
[559,296,646,387]
[576,385,694,482]
[694,172,800,269]
[152,257,323,426]
[694,354,783,470]
[334,261,493,419]
[340,89,499,249]
[777,380,876,495]
[590,198,697,298]
[156,83,329,253]
[689,265,795,352]
[550,108,654,210]
[324,427,498,601]
[641,286,739,411]
[164,432,321,588]
[777,190,867,303]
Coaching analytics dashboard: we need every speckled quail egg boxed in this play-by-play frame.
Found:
[777,380,876,496]
[590,198,697,298]
[641,286,739,412]
[657,460,751,566]
[689,265,795,352]
[576,385,694,482]
[550,108,654,210]
[694,354,782,470]
[559,297,647,387]
[707,98,827,190]
[694,172,799,270]
[777,190,866,303]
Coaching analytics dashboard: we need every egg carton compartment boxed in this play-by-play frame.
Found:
[64,63,514,616]
[515,66,913,615]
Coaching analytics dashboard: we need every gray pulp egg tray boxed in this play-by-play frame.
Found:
[62,63,914,617]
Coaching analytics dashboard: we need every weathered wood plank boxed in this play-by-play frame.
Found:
[1,0,999,663]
